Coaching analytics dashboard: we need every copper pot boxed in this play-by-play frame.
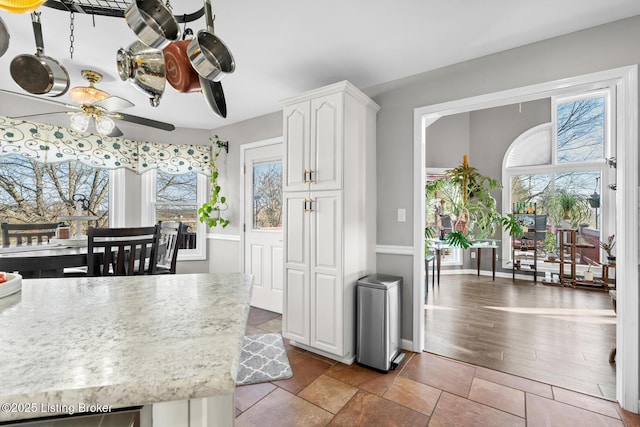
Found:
[163,38,201,93]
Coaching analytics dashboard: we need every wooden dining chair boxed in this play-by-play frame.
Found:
[1,222,58,247]
[155,221,183,274]
[87,226,160,276]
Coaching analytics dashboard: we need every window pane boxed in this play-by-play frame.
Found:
[156,171,198,249]
[156,172,197,203]
[510,174,552,215]
[555,171,601,230]
[253,162,282,229]
[557,97,605,163]
[0,156,109,244]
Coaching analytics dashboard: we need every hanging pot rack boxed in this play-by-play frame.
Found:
[42,0,204,22]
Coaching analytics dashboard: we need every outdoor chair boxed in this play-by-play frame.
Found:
[155,221,182,274]
[1,222,58,247]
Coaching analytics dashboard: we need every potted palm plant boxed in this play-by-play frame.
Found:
[551,190,590,229]
[425,155,521,248]
[198,135,231,228]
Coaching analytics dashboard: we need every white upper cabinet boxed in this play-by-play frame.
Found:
[283,91,344,192]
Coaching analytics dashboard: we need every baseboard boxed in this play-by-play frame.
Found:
[401,339,413,352]
[288,340,356,365]
[376,245,413,255]
[206,233,240,241]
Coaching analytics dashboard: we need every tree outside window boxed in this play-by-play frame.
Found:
[506,91,609,266]
[155,171,198,249]
[0,156,109,245]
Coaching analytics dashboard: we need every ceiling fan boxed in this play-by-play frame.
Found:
[6,69,175,137]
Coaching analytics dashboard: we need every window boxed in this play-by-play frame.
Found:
[252,161,282,230]
[425,169,462,265]
[0,155,109,245]
[503,89,614,268]
[141,170,207,260]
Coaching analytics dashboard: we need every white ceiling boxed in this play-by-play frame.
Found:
[1,0,639,139]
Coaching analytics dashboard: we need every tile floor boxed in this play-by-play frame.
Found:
[237,307,640,427]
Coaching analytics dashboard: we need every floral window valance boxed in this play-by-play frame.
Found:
[0,116,211,175]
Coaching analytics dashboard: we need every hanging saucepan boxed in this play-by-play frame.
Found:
[9,11,69,97]
[187,0,235,82]
[124,0,180,50]
[163,28,201,93]
[117,40,166,107]
[200,76,226,118]
[0,16,9,58]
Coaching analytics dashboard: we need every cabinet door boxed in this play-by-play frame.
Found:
[282,193,310,344]
[283,101,310,192]
[310,92,343,191]
[309,191,343,354]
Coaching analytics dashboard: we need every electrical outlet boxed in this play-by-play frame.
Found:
[397,208,406,222]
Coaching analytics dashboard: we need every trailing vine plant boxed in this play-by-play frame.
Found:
[198,135,230,228]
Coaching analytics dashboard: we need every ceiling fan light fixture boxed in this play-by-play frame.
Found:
[69,86,110,105]
[69,112,89,132]
[95,115,115,136]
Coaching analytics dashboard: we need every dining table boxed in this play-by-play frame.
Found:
[0,272,254,426]
[428,239,500,284]
[0,243,92,278]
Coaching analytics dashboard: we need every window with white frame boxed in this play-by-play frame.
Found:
[426,168,463,265]
[502,88,615,269]
[0,156,109,244]
[141,170,207,260]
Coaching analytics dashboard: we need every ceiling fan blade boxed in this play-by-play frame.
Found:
[93,96,134,112]
[0,89,69,108]
[106,123,124,138]
[118,113,176,132]
[10,111,69,119]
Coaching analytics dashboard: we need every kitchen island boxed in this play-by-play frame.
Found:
[0,273,253,426]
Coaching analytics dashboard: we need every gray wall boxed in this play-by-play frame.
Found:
[426,113,470,168]
[367,15,640,342]
[207,15,640,342]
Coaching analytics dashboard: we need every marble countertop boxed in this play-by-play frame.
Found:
[0,273,253,422]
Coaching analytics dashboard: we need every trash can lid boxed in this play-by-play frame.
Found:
[357,274,403,290]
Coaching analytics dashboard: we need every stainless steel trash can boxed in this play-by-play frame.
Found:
[356,274,405,372]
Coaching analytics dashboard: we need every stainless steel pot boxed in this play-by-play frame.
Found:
[9,12,69,97]
[125,0,180,50]
[117,40,166,107]
[0,16,9,58]
[187,0,234,82]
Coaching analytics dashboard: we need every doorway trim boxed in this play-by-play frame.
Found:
[412,65,638,411]
[239,136,284,280]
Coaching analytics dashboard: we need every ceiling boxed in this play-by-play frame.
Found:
[1,0,639,140]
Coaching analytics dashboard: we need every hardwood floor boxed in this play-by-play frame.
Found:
[424,274,617,400]
[237,307,640,426]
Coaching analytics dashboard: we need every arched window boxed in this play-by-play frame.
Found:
[501,88,615,269]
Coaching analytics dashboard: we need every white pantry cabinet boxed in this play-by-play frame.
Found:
[282,81,378,363]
